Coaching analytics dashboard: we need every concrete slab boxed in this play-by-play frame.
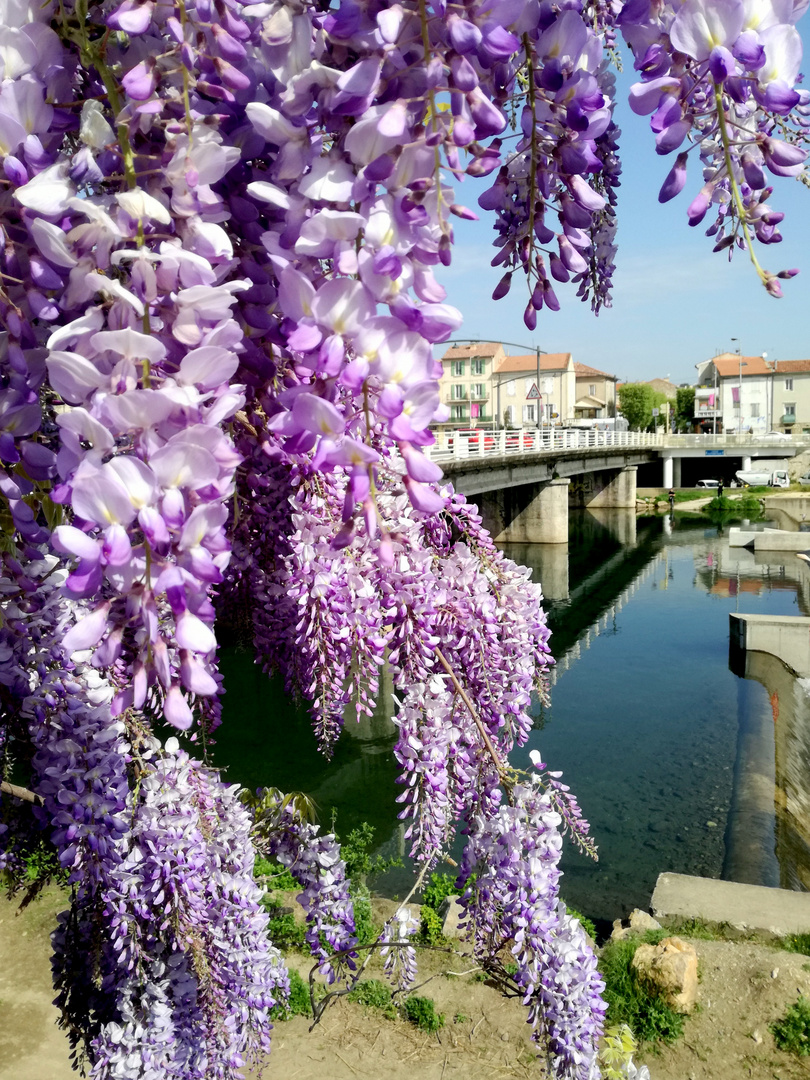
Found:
[728,527,781,548]
[651,872,810,938]
[754,533,810,553]
[729,612,810,677]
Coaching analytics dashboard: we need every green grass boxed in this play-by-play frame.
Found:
[347,978,397,1019]
[598,933,685,1047]
[402,995,445,1033]
[784,933,810,957]
[770,995,810,1056]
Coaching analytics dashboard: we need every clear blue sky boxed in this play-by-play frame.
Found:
[436,26,810,386]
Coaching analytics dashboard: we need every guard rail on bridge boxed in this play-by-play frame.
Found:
[427,428,809,463]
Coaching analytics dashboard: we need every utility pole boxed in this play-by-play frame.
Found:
[732,337,741,432]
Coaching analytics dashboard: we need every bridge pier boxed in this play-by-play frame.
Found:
[569,466,637,509]
[478,478,570,544]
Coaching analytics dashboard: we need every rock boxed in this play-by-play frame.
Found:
[438,895,465,938]
[751,1030,763,1044]
[629,909,662,934]
[610,909,661,942]
[631,936,699,1014]
[771,967,779,979]
[706,821,718,828]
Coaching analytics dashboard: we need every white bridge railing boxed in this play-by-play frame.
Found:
[427,428,808,464]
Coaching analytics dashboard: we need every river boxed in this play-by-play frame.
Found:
[214,507,810,923]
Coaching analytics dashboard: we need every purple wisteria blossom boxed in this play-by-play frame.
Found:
[0,0,807,1076]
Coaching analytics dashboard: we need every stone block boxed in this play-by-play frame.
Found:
[438,895,465,938]
[631,936,698,1014]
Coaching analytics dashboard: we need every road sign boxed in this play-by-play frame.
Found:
[527,383,540,399]
[705,449,724,456]
[652,408,659,417]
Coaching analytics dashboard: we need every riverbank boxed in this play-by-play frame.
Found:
[3,886,810,1080]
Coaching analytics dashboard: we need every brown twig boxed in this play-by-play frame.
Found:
[0,780,43,805]
[434,648,505,774]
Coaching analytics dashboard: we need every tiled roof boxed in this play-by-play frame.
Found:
[495,352,572,374]
[574,361,615,379]
[442,342,504,359]
[775,359,810,373]
[711,354,771,377]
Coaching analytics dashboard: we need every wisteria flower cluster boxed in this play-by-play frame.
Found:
[621,0,809,293]
[0,0,806,1077]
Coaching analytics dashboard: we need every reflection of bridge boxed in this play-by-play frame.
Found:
[427,429,808,544]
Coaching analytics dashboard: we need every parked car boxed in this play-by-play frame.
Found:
[760,430,792,440]
[799,473,810,485]
[696,479,720,489]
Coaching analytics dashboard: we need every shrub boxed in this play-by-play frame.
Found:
[402,995,445,1033]
[270,969,311,1020]
[336,820,402,887]
[771,995,810,1056]
[265,911,307,950]
[350,885,381,946]
[421,871,458,910]
[418,905,445,945]
[598,936,685,1046]
[347,979,397,1019]
[254,856,298,893]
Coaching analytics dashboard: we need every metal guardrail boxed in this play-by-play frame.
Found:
[427,428,809,463]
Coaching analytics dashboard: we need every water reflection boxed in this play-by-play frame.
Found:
[213,508,810,918]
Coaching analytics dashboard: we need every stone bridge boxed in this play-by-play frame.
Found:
[426,429,809,543]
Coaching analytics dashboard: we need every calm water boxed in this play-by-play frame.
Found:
[213,509,810,922]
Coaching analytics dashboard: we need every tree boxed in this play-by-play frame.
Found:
[0,1,806,1078]
[675,387,697,432]
[618,384,657,431]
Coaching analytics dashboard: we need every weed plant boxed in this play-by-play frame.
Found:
[402,995,445,1033]
[598,933,685,1046]
[770,995,810,1056]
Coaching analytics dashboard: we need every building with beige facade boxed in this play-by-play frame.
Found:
[773,360,810,433]
[493,352,575,427]
[573,362,618,419]
[694,352,810,433]
[436,342,506,429]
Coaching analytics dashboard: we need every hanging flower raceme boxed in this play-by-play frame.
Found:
[620,0,809,293]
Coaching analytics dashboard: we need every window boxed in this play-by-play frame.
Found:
[507,380,515,397]
[451,383,466,399]
[785,378,794,390]
[471,358,485,375]
[451,360,464,377]
[472,383,485,399]
[523,404,536,423]
[589,383,596,396]
[750,404,760,418]
[450,404,465,420]
[785,402,796,417]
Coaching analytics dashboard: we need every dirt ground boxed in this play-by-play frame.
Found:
[2,888,810,1080]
